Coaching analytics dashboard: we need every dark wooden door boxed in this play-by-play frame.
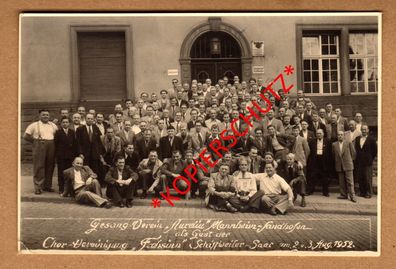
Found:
[191,60,241,84]
[78,31,126,101]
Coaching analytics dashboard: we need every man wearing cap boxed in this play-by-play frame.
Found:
[24,109,58,194]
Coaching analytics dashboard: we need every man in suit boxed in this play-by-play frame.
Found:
[327,113,345,143]
[355,125,377,198]
[138,150,163,199]
[62,157,112,208]
[282,115,294,136]
[335,108,349,131]
[54,117,78,194]
[75,113,105,177]
[105,156,138,208]
[332,130,357,202]
[114,143,140,171]
[251,128,267,157]
[171,111,186,135]
[152,119,168,145]
[95,113,109,136]
[345,120,361,143]
[262,109,285,135]
[205,109,222,130]
[309,111,327,138]
[307,129,332,196]
[246,147,265,174]
[291,125,310,174]
[278,153,307,207]
[101,127,122,168]
[151,150,188,197]
[265,125,295,161]
[70,113,82,133]
[167,97,181,119]
[111,112,125,133]
[135,129,157,161]
[187,109,199,130]
[190,121,207,153]
[177,123,192,153]
[116,120,135,148]
[299,120,315,141]
[159,125,183,160]
[135,99,147,118]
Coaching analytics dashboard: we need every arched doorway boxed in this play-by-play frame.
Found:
[179,17,252,84]
[190,31,242,84]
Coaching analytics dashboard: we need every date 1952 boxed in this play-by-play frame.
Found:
[279,240,356,251]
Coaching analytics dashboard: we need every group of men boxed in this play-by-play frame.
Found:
[23,75,377,212]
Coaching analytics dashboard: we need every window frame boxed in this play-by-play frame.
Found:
[302,33,341,96]
[296,24,378,97]
[349,31,379,95]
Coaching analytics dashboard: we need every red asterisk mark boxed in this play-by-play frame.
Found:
[284,65,294,76]
[151,197,161,208]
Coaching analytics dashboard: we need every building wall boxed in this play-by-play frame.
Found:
[21,15,378,103]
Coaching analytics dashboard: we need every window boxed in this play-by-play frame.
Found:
[302,32,340,95]
[349,32,378,93]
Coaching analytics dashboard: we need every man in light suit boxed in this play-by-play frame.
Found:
[138,150,163,199]
[332,130,357,202]
[262,109,285,135]
[62,157,112,208]
[190,121,207,153]
[291,125,310,174]
[116,120,135,148]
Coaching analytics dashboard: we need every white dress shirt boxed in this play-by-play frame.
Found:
[25,121,58,140]
[73,169,85,190]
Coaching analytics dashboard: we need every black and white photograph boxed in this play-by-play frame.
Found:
[19,13,380,254]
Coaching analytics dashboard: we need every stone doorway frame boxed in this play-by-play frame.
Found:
[179,17,252,84]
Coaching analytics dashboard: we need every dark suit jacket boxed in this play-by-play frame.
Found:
[251,137,267,157]
[307,138,332,173]
[233,136,254,155]
[278,160,305,183]
[134,137,157,160]
[63,166,96,197]
[54,128,77,160]
[309,121,327,138]
[159,135,183,160]
[105,165,138,184]
[76,125,105,162]
[354,136,377,167]
[332,141,356,172]
[113,150,140,171]
[299,130,315,142]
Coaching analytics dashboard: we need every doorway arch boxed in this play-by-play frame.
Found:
[179,17,252,84]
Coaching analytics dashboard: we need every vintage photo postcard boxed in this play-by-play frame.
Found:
[18,12,380,255]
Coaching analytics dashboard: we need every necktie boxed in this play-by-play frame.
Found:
[170,137,173,146]
[139,109,143,117]
[88,126,92,142]
[198,133,203,148]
